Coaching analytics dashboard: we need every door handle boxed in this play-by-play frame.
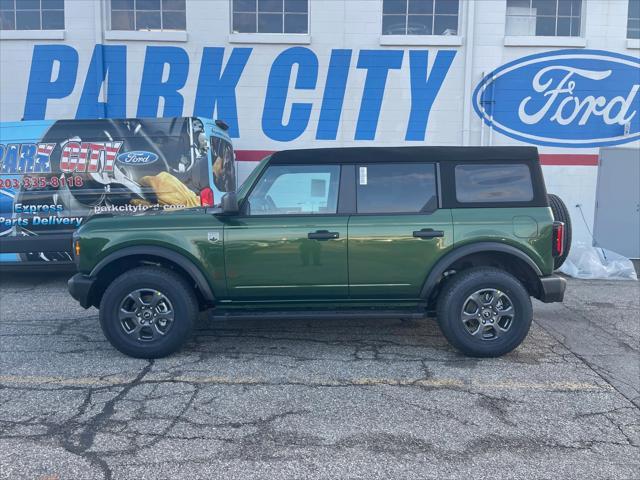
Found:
[308,230,340,240]
[413,229,444,239]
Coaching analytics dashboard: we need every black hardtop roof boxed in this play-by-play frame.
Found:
[269,146,539,165]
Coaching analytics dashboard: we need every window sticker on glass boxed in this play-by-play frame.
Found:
[359,167,368,185]
[311,179,326,197]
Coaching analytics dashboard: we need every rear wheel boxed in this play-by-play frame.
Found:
[548,193,572,269]
[99,266,197,358]
[436,267,532,357]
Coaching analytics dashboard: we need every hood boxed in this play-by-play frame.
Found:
[78,207,223,234]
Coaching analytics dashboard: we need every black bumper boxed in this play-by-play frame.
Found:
[68,273,95,309]
[538,275,567,303]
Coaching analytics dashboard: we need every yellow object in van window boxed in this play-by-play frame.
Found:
[139,172,200,208]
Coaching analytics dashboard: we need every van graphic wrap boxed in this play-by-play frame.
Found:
[0,117,236,263]
[117,151,160,166]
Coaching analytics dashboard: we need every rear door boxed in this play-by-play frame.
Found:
[348,162,453,299]
[224,163,348,300]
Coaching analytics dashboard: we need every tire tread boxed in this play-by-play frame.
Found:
[99,266,198,358]
[436,267,532,357]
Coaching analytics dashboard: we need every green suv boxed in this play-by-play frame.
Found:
[68,147,568,358]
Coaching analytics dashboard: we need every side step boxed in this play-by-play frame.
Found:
[210,310,428,321]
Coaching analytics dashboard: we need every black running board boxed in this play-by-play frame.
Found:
[210,310,428,321]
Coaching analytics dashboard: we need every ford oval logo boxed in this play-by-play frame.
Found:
[473,49,640,148]
[117,151,159,165]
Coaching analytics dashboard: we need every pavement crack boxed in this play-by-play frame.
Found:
[59,360,154,480]
[534,314,640,409]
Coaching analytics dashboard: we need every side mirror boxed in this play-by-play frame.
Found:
[221,192,239,215]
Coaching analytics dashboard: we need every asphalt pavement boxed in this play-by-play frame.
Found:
[0,272,638,480]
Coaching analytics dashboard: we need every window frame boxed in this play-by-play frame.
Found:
[0,0,65,31]
[109,0,187,32]
[237,159,549,216]
[628,0,640,40]
[380,0,460,37]
[230,0,310,35]
[353,162,440,215]
[505,0,584,38]
[439,160,548,209]
[239,162,446,217]
[241,163,343,217]
[454,163,534,204]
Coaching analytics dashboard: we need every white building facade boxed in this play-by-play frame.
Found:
[1,0,639,247]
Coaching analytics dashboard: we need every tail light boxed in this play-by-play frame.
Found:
[200,187,214,207]
[552,221,564,257]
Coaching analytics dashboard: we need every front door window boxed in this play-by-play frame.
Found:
[247,165,340,215]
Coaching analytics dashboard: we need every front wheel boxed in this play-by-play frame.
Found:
[436,267,533,357]
[99,266,198,358]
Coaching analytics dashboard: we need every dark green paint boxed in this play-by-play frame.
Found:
[451,207,555,276]
[223,215,349,299]
[348,211,454,298]
[74,159,557,308]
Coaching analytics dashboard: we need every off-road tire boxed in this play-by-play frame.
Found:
[436,267,533,357]
[548,193,572,269]
[99,266,197,358]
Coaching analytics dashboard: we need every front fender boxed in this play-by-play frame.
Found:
[90,244,216,303]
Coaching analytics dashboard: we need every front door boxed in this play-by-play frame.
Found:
[348,162,453,298]
[224,164,348,300]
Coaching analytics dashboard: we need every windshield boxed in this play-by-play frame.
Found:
[237,156,270,202]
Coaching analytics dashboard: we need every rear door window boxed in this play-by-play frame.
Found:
[356,163,437,214]
[455,164,533,203]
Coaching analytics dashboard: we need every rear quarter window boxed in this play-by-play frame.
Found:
[455,164,533,203]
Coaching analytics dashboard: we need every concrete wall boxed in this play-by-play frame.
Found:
[1,0,639,248]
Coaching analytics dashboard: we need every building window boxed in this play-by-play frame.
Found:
[0,0,65,30]
[506,0,582,37]
[382,0,459,36]
[110,0,186,31]
[232,0,308,34]
[629,0,640,39]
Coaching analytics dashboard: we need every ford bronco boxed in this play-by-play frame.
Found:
[68,147,568,358]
